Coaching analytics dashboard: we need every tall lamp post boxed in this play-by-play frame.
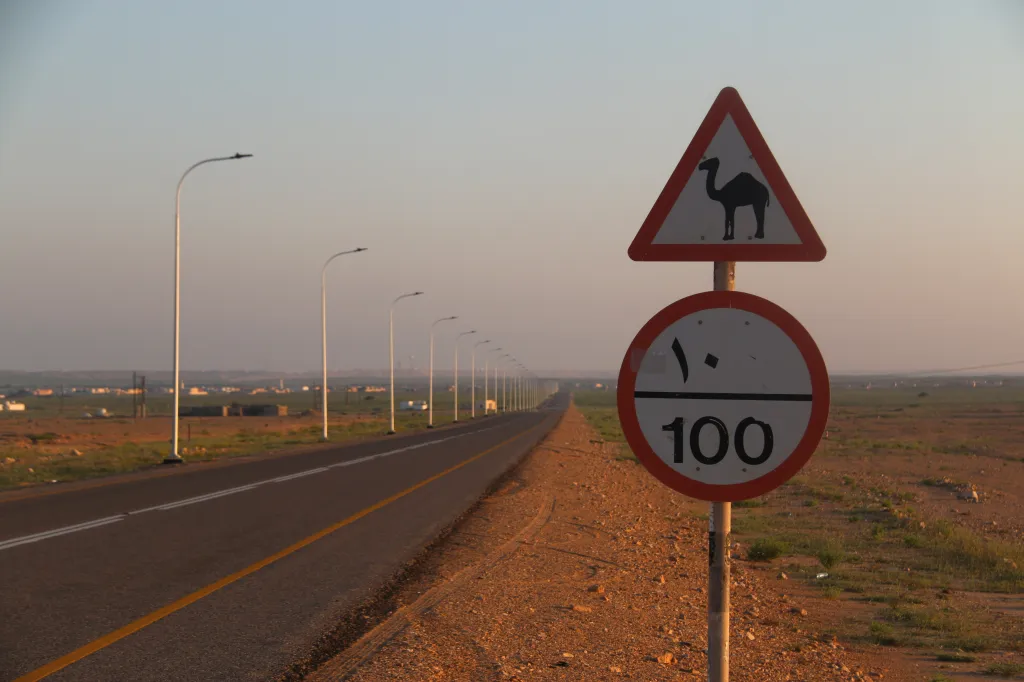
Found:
[453,330,476,422]
[428,316,457,428]
[486,347,502,415]
[500,354,511,413]
[167,153,253,464]
[389,291,424,435]
[515,363,524,412]
[320,248,367,442]
[471,339,490,418]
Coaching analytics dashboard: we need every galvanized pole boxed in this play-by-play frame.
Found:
[428,317,457,428]
[168,153,252,463]
[453,330,475,422]
[471,339,490,418]
[321,248,367,442]
[388,291,423,435]
[708,260,735,682]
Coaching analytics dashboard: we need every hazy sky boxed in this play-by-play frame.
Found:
[1,1,1022,374]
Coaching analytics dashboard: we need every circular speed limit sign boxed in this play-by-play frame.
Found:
[617,291,829,501]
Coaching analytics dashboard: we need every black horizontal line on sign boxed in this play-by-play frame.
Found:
[634,391,813,402]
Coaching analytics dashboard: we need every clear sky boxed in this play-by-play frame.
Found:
[1,1,1022,374]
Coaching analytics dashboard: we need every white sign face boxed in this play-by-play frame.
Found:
[628,86,825,262]
[633,307,810,485]
[651,114,799,247]
[618,292,829,500]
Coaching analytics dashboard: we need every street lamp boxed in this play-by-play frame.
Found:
[500,353,511,413]
[486,347,502,416]
[428,316,457,428]
[320,248,367,442]
[515,363,524,412]
[453,330,476,422]
[471,339,490,418]
[168,153,253,464]
[389,291,424,435]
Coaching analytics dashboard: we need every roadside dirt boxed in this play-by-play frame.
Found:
[822,404,1024,542]
[0,413,365,455]
[308,405,917,681]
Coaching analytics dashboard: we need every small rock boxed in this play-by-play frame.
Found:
[588,584,606,594]
[609,665,622,673]
[745,630,755,640]
[572,605,592,613]
[656,652,676,665]
[657,575,666,584]
[778,572,789,580]
[3,457,15,464]
[70,449,83,457]
[562,652,574,658]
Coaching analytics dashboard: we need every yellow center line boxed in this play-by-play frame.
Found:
[15,426,539,682]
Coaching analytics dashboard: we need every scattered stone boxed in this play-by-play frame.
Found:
[3,457,15,464]
[777,571,789,580]
[609,665,622,673]
[572,605,592,613]
[656,652,676,665]
[657,574,666,584]
[70,449,83,457]
[745,630,756,640]
[588,584,605,594]
[562,652,573,658]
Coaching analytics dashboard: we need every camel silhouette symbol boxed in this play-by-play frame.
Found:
[697,156,770,241]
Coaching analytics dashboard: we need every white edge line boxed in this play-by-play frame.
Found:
[0,516,123,551]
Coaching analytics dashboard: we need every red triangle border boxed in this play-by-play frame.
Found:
[629,87,826,262]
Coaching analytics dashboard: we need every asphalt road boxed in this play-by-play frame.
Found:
[0,397,566,681]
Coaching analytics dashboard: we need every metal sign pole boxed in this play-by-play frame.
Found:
[708,260,734,682]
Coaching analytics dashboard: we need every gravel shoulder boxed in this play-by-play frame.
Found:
[307,404,919,681]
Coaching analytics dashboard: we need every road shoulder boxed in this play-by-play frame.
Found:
[302,404,919,681]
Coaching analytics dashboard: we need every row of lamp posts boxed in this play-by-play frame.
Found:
[168,153,543,459]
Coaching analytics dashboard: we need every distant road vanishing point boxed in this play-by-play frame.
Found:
[0,397,566,681]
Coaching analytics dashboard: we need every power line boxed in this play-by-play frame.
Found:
[844,359,1024,379]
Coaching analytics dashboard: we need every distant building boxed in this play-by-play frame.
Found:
[4,401,26,412]
[90,387,110,395]
[477,399,497,412]
[364,386,386,393]
[32,388,54,397]
[399,400,428,411]
[301,386,310,392]
[188,387,208,396]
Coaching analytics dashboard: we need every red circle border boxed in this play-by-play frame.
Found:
[617,291,830,502]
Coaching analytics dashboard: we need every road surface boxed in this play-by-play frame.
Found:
[0,397,565,681]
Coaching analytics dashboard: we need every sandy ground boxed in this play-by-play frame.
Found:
[307,405,916,682]
[822,405,1024,542]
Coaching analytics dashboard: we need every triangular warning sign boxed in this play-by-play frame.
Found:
[629,87,825,262]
